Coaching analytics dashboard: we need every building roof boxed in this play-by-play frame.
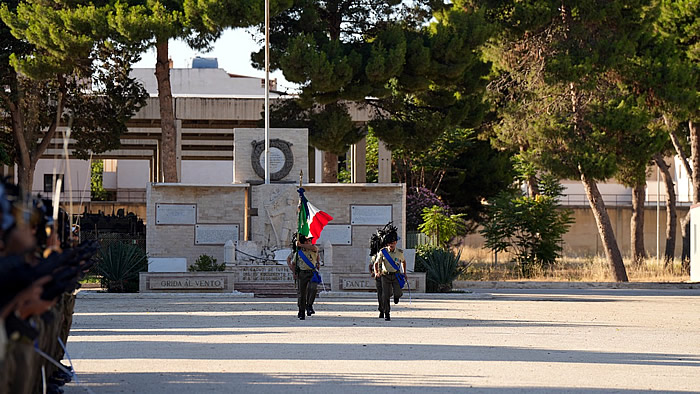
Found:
[131,68,280,98]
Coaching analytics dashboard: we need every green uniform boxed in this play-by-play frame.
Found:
[371,255,384,314]
[296,249,319,318]
[377,247,405,316]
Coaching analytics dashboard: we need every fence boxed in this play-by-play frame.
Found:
[405,231,430,249]
[80,231,146,252]
[558,194,693,207]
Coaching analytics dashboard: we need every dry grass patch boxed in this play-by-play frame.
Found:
[455,245,689,282]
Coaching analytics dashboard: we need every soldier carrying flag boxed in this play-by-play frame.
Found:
[293,180,332,320]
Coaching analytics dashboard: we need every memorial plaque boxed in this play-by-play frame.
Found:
[195,224,240,245]
[149,276,226,290]
[148,257,187,273]
[351,205,392,225]
[235,265,295,282]
[258,147,286,174]
[156,204,196,225]
[315,224,352,245]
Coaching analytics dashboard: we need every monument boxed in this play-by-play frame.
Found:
[140,128,426,293]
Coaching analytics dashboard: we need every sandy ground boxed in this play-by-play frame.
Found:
[63,288,700,393]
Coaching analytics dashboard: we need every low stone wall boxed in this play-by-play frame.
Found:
[140,272,235,293]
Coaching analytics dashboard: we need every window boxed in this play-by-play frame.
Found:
[103,159,118,172]
[43,174,64,193]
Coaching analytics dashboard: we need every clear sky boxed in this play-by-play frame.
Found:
[132,28,296,93]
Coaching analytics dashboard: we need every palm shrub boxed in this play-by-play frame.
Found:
[188,254,225,272]
[416,245,464,292]
[93,242,147,292]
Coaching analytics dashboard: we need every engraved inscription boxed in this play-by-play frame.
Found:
[236,265,295,282]
[258,147,285,174]
[195,224,239,245]
[149,277,225,289]
[351,205,392,225]
[342,279,375,289]
[156,204,196,225]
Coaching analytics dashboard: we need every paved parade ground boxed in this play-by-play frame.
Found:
[63,288,700,393]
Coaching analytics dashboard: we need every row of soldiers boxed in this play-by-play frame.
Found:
[289,223,408,321]
[0,179,99,394]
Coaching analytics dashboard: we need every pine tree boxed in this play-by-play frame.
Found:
[109,0,292,182]
[0,0,148,193]
[481,0,665,281]
[260,0,491,182]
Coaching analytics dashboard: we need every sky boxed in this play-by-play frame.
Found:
[132,28,297,93]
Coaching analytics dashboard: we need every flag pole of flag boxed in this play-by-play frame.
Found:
[297,188,333,244]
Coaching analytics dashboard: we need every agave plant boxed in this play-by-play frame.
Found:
[94,242,147,293]
[417,247,463,293]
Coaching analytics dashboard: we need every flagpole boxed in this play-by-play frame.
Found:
[264,0,270,185]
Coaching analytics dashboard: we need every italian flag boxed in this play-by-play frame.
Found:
[298,188,333,244]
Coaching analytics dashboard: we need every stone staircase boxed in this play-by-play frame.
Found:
[235,282,298,298]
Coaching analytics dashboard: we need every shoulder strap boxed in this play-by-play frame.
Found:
[298,250,316,270]
[381,248,401,271]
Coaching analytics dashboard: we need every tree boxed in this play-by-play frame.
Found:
[615,121,666,265]
[257,0,408,182]
[481,0,661,281]
[0,0,148,193]
[261,0,492,182]
[481,173,573,277]
[652,0,699,271]
[653,153,677,266]
[110,0,292,182]
[368,1,492,156]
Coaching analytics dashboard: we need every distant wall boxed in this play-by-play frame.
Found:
[461,206,689,258]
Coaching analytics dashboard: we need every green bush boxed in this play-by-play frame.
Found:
[418,205,467,248]
[188,254,225,272]
[416,246,464,292]
[94,242,147,293]
[480,174,573,277]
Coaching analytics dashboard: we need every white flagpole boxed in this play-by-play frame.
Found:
[264,0,270,185]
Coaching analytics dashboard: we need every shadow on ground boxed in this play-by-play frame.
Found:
[64,371,696,394]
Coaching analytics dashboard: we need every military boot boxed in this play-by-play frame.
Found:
[384,312,391,321]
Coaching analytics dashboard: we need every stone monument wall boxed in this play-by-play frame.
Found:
[146,183,248,270]
[233,128,308,183]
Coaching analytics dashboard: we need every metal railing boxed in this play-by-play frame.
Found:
[80,231,146,252]
[557,194,693,207]
[32,189,147,203]
[405,231,430,249]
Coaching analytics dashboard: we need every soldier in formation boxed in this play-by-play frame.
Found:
[0,179,98,393]
[371,223,408,321]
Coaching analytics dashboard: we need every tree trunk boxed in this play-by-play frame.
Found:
[689,120,700,203]
[322,151,338,182]
[155,39,178,183]
[680,120,699,273]
[16,162,33,195]
[8,74,64,195]
[581,173,629,281]
[681,214,690,271]
[652,154,677,267]
[631,183,646,265]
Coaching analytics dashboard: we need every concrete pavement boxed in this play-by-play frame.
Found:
[63,288,700,393]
